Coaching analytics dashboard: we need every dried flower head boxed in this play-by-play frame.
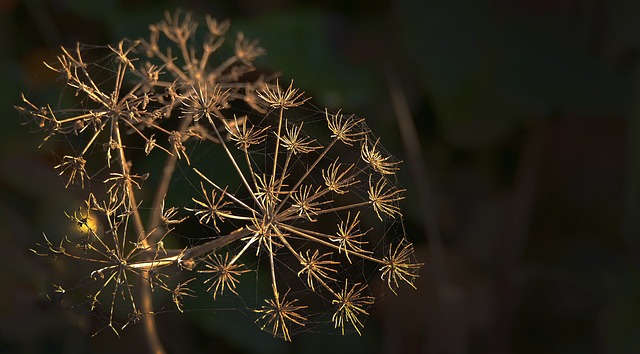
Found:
[225,115,268,151]
[255,291,307,342]
[181,83,230,121]
[180,78,422,340]
[368,177,405,220]
[198,253,249,299]
[361,137,401,175]
[257,80,309,109]
[330,211,371,263]
[185,182,232,232]
[55,155,88,188]
[172,278,196,313]
[326,110,368,146]
[298,249,339,291]
[380,241,423,294]
[322,159,357,194]
[18,10,422,345]
[332,281,375,335]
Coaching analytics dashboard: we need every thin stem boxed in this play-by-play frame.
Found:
[278,224,384,265]
[199,44,213,74]
[56,111,107,124]
[113,125,146,241]
[199,36,224,74]
[277,201,371,223]
[63,44,108,106]
[279,231,340,298]
[211,55,239,78]
[208,112,264,211]
[274,137,338,216]
[116,79,148,108]
[177,33,195,79]
[267,234,279,299]
[193,168,259,215]
[243,146,259,194]
[140,39,190,83]
[79,119,109,156]
[120,118,173,156]
[228,232,258,265]
[274,228,303,264]
[92,271,118,309]
[275,150,292,197]
[113,62,126,104]
[56,247,112,264]
[270,107,285,193]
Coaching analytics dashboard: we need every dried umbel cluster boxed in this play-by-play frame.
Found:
[17,10,422,342]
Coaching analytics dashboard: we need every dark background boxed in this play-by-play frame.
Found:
[1,0,637,353]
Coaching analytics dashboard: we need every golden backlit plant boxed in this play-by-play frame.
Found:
[16,9,422,350]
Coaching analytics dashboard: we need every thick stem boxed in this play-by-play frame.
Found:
[147,116,192,244]
[114,123,166,354]
[180,227,253,260]
[140,285,165,354]
[90,228,255,276]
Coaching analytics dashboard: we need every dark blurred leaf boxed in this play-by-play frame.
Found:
[66,0,117,20]
[107,6,170,42]
[398,0,628,148]
[237,10,378,110]
[599,268,640,353]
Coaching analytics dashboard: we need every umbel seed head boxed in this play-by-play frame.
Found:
[17,9,422,343]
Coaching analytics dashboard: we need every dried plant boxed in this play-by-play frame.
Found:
[16,9,422,350]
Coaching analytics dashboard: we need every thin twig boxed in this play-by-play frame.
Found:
[386,68,447,288]
[489,122,544,354]
[386,67,462,352]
